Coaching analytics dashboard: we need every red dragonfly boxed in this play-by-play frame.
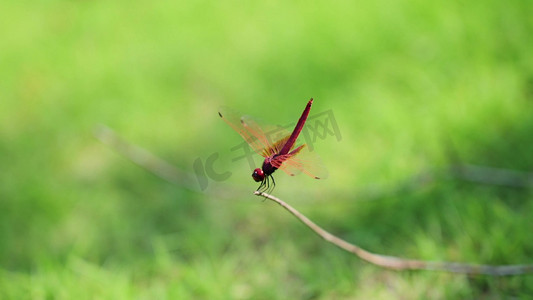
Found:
[218,98,328,193]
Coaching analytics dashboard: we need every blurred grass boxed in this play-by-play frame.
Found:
[1,0,533,298]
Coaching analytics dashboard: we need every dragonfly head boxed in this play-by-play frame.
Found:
[252,168,265,182]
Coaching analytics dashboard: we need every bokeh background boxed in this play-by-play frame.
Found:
[2,0,533,298]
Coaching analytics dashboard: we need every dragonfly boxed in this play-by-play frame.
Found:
[218,98,328,193]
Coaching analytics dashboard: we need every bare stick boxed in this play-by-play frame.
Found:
[94,124,197,189]
[255,191,533,276]
[94,124,533,275]
[94,125,256,198]
[451,164,533,188]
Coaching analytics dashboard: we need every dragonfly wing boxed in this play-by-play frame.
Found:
[271,144,329,179]
[219,107,273,157]
[219,105,292,157]
[270,135,290,155]
[240,115,290,157]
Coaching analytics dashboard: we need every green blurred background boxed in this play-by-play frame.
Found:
[2,0,533,298]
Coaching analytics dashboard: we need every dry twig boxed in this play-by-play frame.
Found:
[255,191,533,276]
[94,124,198,189]
[94,124,533,276]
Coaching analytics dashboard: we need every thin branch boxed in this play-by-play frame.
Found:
[451,164,533,188]
[94,124,197,189]
[445,139,533,188]
[93,124,243,197]
[255,191,533,276]
[95,124,533,275]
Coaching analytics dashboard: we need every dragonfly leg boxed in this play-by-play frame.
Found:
[256,175,276,195]
[257,176,269,193]
[264,176,270,193]
[263,177,269,199]
[268,175,276,194]
[257,179,265,192]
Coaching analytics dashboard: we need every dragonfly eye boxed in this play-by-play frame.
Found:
[252,168,265,182]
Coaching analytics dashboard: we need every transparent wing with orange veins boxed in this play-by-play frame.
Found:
[218,106,291,158]
[271,144,329,180]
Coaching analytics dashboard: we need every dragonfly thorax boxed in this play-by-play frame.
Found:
[252,168,264,182]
